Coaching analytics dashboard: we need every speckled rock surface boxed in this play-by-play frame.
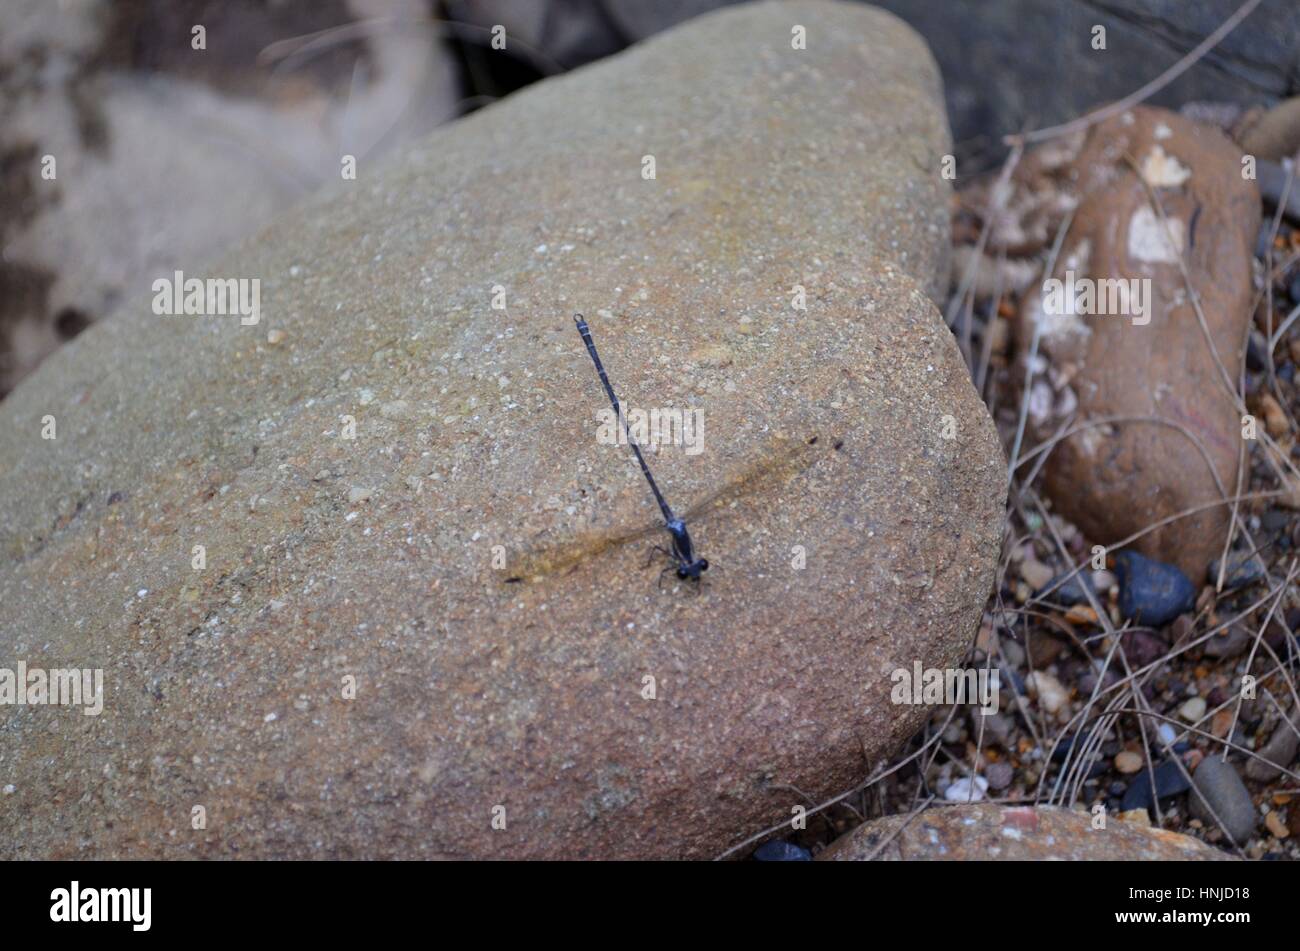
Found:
[0,0,1002,859]
[819,804,1236,860]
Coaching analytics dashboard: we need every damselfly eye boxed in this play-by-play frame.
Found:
[699,560,709,571]
[676,568,688,580]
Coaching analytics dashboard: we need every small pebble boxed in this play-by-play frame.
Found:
[944,776,989,802]
[1208,555,1265,591]
[1117,808,1151,826]
[985,761,1014,790]
[1203,622,1252,659]
[267,329,286,345]
[1122,629,1169,667]
[1115,751,1143,774]
[974,711,1013,747]
[1038,570,1095,606]
[1245,711,1300,781]
[753,840,812,861]
[1179,696,1207,722]
[1120,759,1190,812]
[348,486,372,504]
[998,639,1025,669]
[1265,811,1290,839]
[1026,671,1068,715]
[1189,756,1257,844]
[1050,733,1082,763]
[1246,329,1269,372]
[1020,556,1055,591]
[1113,550,1195,627]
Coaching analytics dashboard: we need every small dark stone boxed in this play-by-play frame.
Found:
[1207,554,1266,591]
[1037,570,1095,606]
[1264,615,1292,650]
[1120,758,1191,812]
[985,761,1013,790]
[1050,733,1080,763]
[753,840,812,862]
[1202,622,1252,660]
[1282,362,1297,383]
[1169,614,1195,646]
[1121,629,1170,667]
[1114,551,1196,627]
[973,711,1013,748]
[1289,269,1300,303]
[1247,330,1269,372]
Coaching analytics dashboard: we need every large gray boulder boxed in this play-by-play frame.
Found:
[0,0,1002,859]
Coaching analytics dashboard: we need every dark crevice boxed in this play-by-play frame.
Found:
[1075,0,1295,97]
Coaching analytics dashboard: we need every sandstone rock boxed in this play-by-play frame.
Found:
[818,804,1235,860]
[1014,107,1259,580]
[0,1,1001,859]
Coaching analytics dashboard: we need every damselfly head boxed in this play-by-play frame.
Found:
[676,558,709,581]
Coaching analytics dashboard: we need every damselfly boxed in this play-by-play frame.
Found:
[573,314,709,585]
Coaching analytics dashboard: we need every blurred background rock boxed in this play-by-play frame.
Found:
[2,0,1296,394]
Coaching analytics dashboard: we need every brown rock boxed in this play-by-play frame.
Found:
[1203,621,1252,659]
[1238,96,1300,162]
[0,2,1002,859]
[1115,750,1143,774]
[818,804,1235,860]
[1265,810,1289,839]
[1014,107,1259,580]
